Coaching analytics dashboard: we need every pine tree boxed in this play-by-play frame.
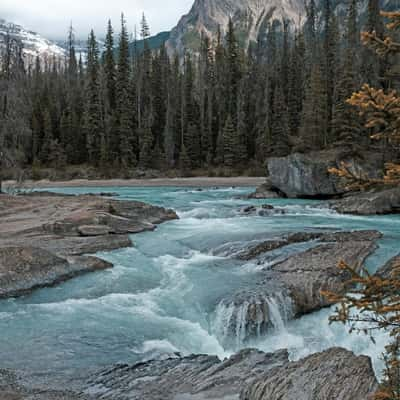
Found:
[226,18,241,125]
[332,0,362,147]
[116,14,136,168]
[83,30,104,166]
[104,20,116,111]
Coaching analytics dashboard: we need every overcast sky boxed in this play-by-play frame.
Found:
[1,0,194,40]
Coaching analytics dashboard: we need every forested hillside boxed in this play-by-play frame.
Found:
[0,0,398,179]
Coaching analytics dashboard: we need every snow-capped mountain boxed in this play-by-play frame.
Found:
[0,19,65,66]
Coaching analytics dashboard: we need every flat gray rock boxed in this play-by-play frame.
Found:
[241,348,378,400]
[330,186,400,215]
[0,194,178,298]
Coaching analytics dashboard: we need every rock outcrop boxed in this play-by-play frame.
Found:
[246,181,281,199]
[241,348,378,400]
[166,0,306,55]
[330,186,400,215]
[0,369,84,400]
[213,230,381,344]
[84,349,289,400]
[0,348,378,400]
[0,247,113,298]
[267,150,384,198]
[82,348,377,400]
[376,253,400,279]
[0,193,178,298]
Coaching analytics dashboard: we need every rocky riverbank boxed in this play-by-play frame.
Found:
[0,192,177,298]
[0,347,377,400]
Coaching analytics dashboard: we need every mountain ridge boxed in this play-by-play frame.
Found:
[0,19,65,65]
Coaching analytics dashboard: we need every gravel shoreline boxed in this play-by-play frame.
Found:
[3,177,265,189]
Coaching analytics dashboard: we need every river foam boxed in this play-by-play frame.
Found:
[0,185,397,379]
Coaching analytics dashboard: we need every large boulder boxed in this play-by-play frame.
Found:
[267,150,384,198]
[330,186,400,215]
[241,348,378,400]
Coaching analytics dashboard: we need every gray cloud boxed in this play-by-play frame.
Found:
[0,0,193,40]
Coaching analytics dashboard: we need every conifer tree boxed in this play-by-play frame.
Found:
[104,20,116,111]
[83,30,104,166]
[116,14,136,168]
[332,0,362,146]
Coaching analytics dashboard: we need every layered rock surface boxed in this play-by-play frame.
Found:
[0,193,177,298]
[241,348,378,400]
[1,347,377,400]
[330,186,400,215]
[213,230,381,344]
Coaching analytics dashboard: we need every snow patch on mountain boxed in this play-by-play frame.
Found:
[0,19,65,65]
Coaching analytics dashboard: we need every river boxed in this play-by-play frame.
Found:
[0,186,398,382]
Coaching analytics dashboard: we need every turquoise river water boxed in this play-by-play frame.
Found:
[0,186,399,381]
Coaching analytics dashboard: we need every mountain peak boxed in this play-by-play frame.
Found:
[166,0,306,54]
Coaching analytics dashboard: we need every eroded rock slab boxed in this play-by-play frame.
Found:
[0,193,178,298]
[241,348,378,400]
[84,349,289,400]
[213,231,381,344]
[330,186,400,215]
[0,369,84,400]
[376,253,400,279]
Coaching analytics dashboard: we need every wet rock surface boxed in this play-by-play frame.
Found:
[84,349,289,400]
[0,347,378,400]
[241,348,378,400]
[213,230,381,343]
[329,186,400,215]
[376,253,400,279]
[0,369,85,400]
[0,193,178,298]
[246,181,281,199]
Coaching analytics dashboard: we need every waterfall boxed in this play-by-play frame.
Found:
[212,292,294,350]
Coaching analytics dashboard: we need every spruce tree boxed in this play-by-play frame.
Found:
[83,30,104,166]
[332,0,362,147]
[116,14,136,168]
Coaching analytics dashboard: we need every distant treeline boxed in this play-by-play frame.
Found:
[0,0,397,176]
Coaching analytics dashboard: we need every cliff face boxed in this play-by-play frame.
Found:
[166,0,399,55]
[166,0,306,54]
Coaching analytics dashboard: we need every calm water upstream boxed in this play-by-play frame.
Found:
[0,186,399,381]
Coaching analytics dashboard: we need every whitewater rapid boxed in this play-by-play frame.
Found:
[0,186,398,380]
